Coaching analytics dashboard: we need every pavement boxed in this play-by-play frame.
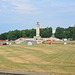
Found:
[0,71,56,75]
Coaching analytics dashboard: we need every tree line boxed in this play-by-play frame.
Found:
[55,27,75,40]
[0,26,75,40]
[0,27,52,40]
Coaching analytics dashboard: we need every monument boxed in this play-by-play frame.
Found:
[15,22,43,45]
[34,22,41,40]
[36,22,40,36]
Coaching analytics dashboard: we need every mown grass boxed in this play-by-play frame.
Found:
[0,43,75,75]
[44,41,75,44]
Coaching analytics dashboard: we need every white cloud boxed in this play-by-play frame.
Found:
[12,2,36,10]
[50,1,75,7]
[50,1,75,13]
[1,5,7,8]
[0,0,38,14]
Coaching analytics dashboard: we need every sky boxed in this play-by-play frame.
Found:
[0,0,75,34]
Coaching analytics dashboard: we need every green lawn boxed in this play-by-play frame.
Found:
[0,44,75,75]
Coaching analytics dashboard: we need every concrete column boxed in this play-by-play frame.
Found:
[36,22,40,36]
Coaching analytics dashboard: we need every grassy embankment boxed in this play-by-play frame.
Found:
[0,42,75,75]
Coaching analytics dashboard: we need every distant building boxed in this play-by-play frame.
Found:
[74,25,75,27]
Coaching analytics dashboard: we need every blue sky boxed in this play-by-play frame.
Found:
[0,0,75,34]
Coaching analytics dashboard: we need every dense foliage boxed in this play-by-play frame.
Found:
[55,27,75,40]
[0,26,74,40]
[40,27,52,38]
[0,27,52,40]
[72,27,75,40]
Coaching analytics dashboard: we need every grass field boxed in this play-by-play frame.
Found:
[44,41,75,44]
[0,43,75,75]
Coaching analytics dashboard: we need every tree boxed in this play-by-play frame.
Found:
[67,27,74,38]
[7,30,21,40]
[72,27,75,40]
[29,29,36,38]
[7,31,16,40]
[40,27,52,38]
[54,27,65,39]
[21,30,26,38]
[0,33,7,40]
[55,27,74,39]
[0,27,52,40]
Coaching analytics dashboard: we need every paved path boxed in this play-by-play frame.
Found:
[0,71,56,75]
